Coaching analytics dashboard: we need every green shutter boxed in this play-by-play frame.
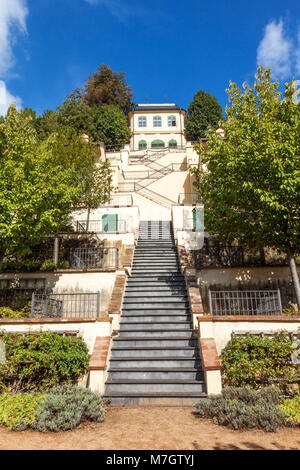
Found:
[169,139,177,148]
[102,214,118,232]
[151,139,165,148]
[139,140,147,149]
[192,209,203,230]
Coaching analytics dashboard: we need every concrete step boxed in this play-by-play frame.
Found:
[132,266,180,270]
[113,337,198,348]
[111,347,199,358]
[103,393,207,406]
[122,301,189,308]
[124,295,188,302]
[118,329,193,338]
[124,291,187,298]
[107,368,204,381]
[108,356,202,368]
[125,287,187,293]
[120,315,191,323]
[119,321,192,330]
[128,274,184,279]
[122,308,190,314]
[126,280,185,287]
[131,268,183,280]
[105,380,205,393]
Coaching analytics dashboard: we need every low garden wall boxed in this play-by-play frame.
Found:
[0,317,113,354]
[0,271,118,316]
[198,315,300,355]
[196,265,300,311]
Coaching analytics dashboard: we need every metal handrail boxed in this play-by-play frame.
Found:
[208,289,283,316]
[135,183,176,207]
[69,247,119,270]
[76,219,127,232]
[31,292,101,319]
[103,194,133,206]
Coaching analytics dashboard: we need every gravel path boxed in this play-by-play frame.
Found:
[0,406,299,450]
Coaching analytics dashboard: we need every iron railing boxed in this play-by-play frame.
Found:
[131,145,187,152]
[31,292,101,319]
[76,219,127,233]
[122,163,190,180]
[178,193,202,205]
[103,194,133,206]
[208,289,283,316]
[118,182,136,192]
[69,247,119,269]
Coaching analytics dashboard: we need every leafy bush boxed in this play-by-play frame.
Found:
[195,386,287,432]
[0,307,30,319]
[280,395,300,426]
[221,331,300,394]
[0,393,44,430]
[0,332,90,392]
[33,384,106,432]
[39,260,57,272]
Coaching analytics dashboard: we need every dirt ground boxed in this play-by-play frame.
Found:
[0,406,299,450]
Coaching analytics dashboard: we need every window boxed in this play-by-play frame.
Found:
[151,139,165,148]
[138,116,147,127]
[153,116,162,127]
[169,139,177,148]
[139,140,147,150]
[168,116,176,127]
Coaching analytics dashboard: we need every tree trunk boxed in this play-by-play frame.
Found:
[287,248,300,310]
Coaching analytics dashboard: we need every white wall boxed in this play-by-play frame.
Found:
[196,265,300,287]
[198,318,300,355]
[0,272,117,316]
[71,206,140,235]
[0,319,112,354]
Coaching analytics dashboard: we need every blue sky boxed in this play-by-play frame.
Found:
[0,0,300,116]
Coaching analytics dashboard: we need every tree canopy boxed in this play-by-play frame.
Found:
[191,67,300,306]
[57,97,92,136]
[185,89,223,141]
[72,64,135,116]
[0,106,112,262]
[88,105,131,149]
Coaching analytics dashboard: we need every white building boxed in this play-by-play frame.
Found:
[128,103,186,150]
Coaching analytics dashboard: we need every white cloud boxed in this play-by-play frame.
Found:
[84,0,144,21]
[0,80,22,116]
[0,0,28,77]
[257,20,292,79]
[0,0,28,116]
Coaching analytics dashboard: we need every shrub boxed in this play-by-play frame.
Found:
[33,384,106,432]
[221,331,299,394]
[195,386,287,432]
[0,393,44,431]
[39,260,57,272]
[0,332,90,392]
[280,396,300,426]
[0,307,30,319]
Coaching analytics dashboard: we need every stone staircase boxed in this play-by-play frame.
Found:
[104,221,207,405]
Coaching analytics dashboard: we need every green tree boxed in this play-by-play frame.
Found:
[0,106,112,262]
[57,97,92,135]
[74,64,135,115]
[34,110,60,139]
[88,104,131,149]
[185,89,223,141]
[191,68,300,307]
